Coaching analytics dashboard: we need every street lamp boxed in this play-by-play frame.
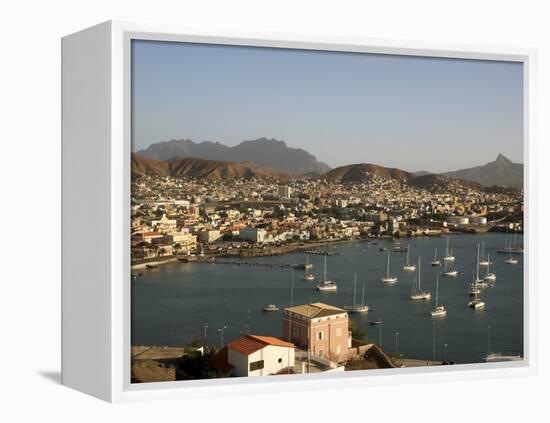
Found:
[217,326,227,348]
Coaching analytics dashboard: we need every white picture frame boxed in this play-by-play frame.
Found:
[61,20,537,403]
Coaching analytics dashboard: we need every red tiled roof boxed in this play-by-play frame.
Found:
[208,346,234,374]
[248,335,295,349]
[228,335,294,356]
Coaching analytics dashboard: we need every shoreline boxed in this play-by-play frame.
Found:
[131,231,512,271]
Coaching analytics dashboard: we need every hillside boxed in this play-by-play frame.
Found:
[131,153,283,181]
[322,163,411,183]
[442,153,523,188]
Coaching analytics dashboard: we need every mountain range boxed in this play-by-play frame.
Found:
[135,138,523,188]
[136,137,331,175]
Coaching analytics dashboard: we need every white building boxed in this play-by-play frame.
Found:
[151,213,177,232]
[227,335,295,377]
[239,227,268,243]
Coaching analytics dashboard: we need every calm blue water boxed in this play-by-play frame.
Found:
[131,233,524,364]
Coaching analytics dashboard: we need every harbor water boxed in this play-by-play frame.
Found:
[131,233,524,364]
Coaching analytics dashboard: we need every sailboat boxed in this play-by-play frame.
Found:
[443,237,455,262]
[381,251,397,284]
[316,256,337,291]
[403,245,416,272]
[430,274,447,317]
[469,244,488,293]
[479,242,489,266]
[441,258,458,277]
[431,247,441,266]
[302,273,315,281]
[411,257,431,300]
[345,273,369,313]
[504,233,518,264]
[468,281,485,309]
[484,253,496,282]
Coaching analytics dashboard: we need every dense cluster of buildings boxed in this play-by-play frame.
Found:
[131,173,523,262]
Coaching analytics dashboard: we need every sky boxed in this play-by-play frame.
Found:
[131,40,524,173]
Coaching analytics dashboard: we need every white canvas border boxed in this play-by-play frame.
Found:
[103,20,537,402]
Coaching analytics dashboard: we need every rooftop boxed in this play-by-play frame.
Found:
[228,334,295,356]
[284,302,347,319]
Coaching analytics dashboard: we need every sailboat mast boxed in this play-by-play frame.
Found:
[418,257,422,290]
[406,246,410,265]
[361,283,365,307]
[353,273,357,308]
[476,243,480,281]
[387,252,390,278]
[435,274,439,307]
[324,256,327,283]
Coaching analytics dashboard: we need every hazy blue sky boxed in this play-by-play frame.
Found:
[132,40,523,173]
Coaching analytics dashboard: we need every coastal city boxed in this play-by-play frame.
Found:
[130,153,524,383]
[129,40,524,384]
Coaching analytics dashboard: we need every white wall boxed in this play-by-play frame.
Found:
[228,345,295,377]
[1,1,548,422]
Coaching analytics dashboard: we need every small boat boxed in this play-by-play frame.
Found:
[379,246,389,252]
[410,257,431,300]
[145,264,157,269]
[294,256,313,270]
[393,244,408,253]
[316,256,337,291]
[479,242,489,266]
[263,304,279,312]
[381,251,397,284]
[485,352,523,362]
[369,318,382,325]
[468,287,485,309]
[403,245,416,272]
[441,257,458,277]
[443,237,455,262]
[504,243,518,264]
[302,273,315,281]
[483,326,522,361]
[430,275,446,317]
[344,274,369,313]
[431,247,441,267]
[484,253,496,282]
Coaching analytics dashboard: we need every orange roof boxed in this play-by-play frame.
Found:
[248,335,295,349]
[228,335,294,356]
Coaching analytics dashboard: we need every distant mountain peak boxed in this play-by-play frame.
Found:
[494,153,512,164]
[442,153,523,188]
